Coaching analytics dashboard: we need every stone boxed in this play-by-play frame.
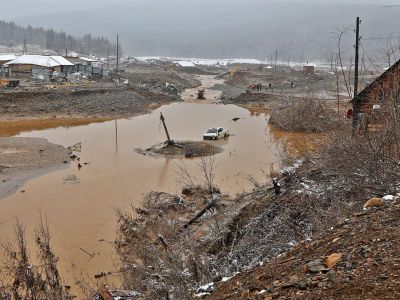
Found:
[363,197,384,210]
[326,253,342,269]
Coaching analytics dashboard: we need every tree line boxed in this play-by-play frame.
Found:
[0,20,120,56]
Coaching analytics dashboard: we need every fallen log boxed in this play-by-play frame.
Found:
[183,200,217,229]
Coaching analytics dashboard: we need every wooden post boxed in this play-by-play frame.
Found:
[352,17,361,129]
[160,112,172,144]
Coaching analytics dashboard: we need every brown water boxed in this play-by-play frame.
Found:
[0,101,281,294]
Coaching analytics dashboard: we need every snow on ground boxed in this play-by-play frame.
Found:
[135,56,341,69]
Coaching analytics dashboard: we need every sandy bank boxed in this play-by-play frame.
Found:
[0,137,71,198]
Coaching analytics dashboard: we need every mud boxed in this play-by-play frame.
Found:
[0,65,200,120]
[0,137,71,198]
[136,140,223,158]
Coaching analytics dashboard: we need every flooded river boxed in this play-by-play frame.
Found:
[0,77,281,294]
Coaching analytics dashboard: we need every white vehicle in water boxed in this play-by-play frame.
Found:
[203,127,229,140]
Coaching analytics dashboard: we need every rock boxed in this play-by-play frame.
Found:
[305,259,330,273]
[241,290,250,299]
[382,195,397,202]
[327,271,338,282]
[326,253,342,269]
[363,197,384,210]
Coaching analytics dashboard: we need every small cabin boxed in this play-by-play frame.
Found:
[303,65,315,74]
[0,55,16,67]
[353,59,400,128]
[4,55,74,75]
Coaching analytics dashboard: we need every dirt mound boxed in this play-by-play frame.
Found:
[136,140,223,158]
[204,203,400,300]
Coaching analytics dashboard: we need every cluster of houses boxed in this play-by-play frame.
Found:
[0,54,109,80]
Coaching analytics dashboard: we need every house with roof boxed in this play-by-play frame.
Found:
[352,58,400,128]
[0,55,16,66]
[4,55,74,75]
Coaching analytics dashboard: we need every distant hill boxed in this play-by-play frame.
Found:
[0,20,119,56]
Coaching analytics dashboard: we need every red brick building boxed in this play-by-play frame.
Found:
[353,59,400,127]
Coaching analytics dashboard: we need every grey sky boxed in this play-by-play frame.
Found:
[1,0,399,59]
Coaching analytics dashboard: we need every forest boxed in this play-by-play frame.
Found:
[0,20,119,56]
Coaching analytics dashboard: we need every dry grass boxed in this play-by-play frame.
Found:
[0,215,72,300]
[269,97,338,133]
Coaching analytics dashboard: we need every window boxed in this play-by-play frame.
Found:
[379,90,385,102]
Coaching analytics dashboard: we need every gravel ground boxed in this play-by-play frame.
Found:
[210,83,246,101]
[0,137,71,198]
[0,85,180,120]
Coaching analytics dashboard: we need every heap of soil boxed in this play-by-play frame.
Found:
[204,203,400,300]
[136,140,223,158]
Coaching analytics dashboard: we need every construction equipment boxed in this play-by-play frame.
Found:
[160,112,174,145]
[229,64,242,77]
[197,89,205,99]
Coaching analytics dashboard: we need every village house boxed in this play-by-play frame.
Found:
[64,56,106,77]
[0,54,16,66]
[4,55,74,78]
[353,58,400,128]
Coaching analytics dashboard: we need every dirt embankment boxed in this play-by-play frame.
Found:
[0,84,178,120]
[0,67,200,120]
[205,203,400,300]
[0,137,71,198]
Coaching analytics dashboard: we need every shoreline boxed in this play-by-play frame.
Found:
[0,137,71,199]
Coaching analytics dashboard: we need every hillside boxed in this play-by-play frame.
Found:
[204,203,400,300]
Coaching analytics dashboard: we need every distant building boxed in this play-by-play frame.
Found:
[4,55,74,74]
[63,56,106,77]
[0,55,16,66]
[303,65,315,74]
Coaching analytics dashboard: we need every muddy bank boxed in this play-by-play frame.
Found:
[0,84,180,120]
[0,137,71,198]
[0,65,201,120]
[136,140,223,158]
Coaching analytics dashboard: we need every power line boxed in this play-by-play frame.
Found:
[363,36,400,40]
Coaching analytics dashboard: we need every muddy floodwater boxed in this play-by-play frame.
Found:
[0,101,281,294]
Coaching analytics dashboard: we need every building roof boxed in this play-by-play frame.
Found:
[4,55,74,67]
[79,57,98,62]
[0,54,16,61]
[353,58,400,103]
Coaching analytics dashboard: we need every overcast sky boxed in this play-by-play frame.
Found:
[1,0,399,59]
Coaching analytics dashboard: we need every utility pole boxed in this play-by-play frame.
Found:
[107,47,110,69]
[65,48,68,56]
[352,17,361,128]
[274,49,278,71]
[116,34,119,75]
[23,39,27,55]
